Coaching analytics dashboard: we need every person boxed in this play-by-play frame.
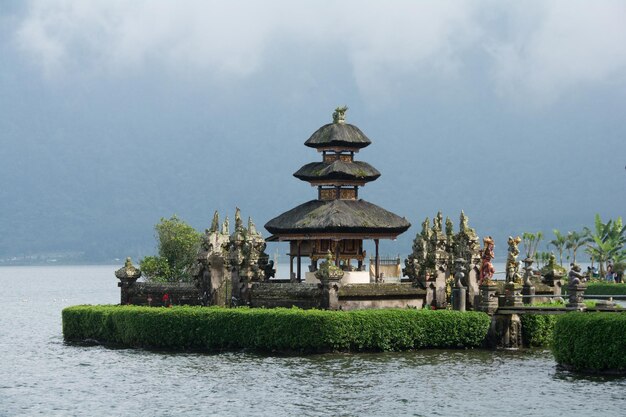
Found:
[605,265,615,283]
[162,293,172,307]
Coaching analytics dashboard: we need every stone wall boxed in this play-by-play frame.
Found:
[338,284,425,310]
[249,283,322,309]
[125,282,201,306]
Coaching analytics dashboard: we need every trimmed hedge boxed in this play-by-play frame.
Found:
[520,314,557,348]
[585,282,626,296]
[62,305,491,352]
[553,312,626,373]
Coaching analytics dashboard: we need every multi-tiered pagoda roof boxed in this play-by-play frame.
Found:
[265,107,410,240]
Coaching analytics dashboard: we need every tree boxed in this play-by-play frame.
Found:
[565,231,588,265]
[548,229,567,266]
[140,215,203,283]
[583,214,626,275]
[522,231,543,260]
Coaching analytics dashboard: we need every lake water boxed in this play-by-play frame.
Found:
[1,265,625,417]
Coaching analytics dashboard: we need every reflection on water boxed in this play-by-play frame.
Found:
[1,266,625,416]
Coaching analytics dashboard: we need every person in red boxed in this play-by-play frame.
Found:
[162,293,172,307]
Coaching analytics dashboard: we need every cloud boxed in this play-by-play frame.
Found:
[11,0,626,104]
[486,0,626,104]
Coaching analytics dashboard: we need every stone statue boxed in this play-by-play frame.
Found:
[505,236,521,283]
[433,211,443,233]
[454,258,466,288]
[332,106,348,124]
[568,263,585,283]
[479,236,495,285]
[221,217,230,235]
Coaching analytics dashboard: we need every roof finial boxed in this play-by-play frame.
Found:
[332,106,348,124]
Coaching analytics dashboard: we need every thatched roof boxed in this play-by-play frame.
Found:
[304,123,371,149]
[264,199,411,236]
[293,161,380,182]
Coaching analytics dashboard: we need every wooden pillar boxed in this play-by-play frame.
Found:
[375,239,380,283]
[297,240,302,283]
[289,255,294,282]
[334,240,340,267]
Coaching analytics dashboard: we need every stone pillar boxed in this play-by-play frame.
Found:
[487,314,522,349]
[374,239,380,283]
[115,257,142,305]
[425,281,436,308]
[297,240,302,283]
[522,257,535,305]
[452,258,467,311]
[567,279,587,311]
[504,282,523,307]
[316,252,344,310]
[467,264,480,309]
[452,287,466,311]
[479,284,498,314]
[434,267,447,308]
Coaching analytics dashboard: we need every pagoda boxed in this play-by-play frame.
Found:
[265,107,411,282]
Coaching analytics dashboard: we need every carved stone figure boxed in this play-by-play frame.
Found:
[433,211,443,233]
[479,236,495,285]
[505,236,521,283]
[567,263,587,309]
[332,106,348,124]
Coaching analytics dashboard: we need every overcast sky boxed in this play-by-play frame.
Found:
[1,0,625,260]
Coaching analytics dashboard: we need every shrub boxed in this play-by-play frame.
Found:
[62,306,491,353]
[520,314,557,347]
[553,312,626,373]
[584,282,626,296]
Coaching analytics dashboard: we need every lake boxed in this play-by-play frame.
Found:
[1,265,625,416]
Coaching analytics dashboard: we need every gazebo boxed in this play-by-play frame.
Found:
[264,107,410,283]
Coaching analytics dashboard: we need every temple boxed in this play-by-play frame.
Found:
[264,107,411,283]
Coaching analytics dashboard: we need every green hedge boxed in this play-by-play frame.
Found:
[520,314,557,348]
[62,305,491,352]
[553,312,626,373]
[585,282,626,296]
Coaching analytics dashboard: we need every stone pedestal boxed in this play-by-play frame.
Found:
[479,284,498,314]
[315,253,344,310]
[319,277,341,310]
[434,268,447,308]
[504,282,523,307]
[522,284,535,305]
[115,257,142,305]
[567,282,587,310]
[452,287,466,311]
[425,280,437,308]
[487,314,522,349]
[467,265,480,310]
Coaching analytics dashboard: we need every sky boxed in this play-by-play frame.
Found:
[1,0,625,262]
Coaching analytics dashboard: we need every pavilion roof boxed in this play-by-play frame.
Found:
[264,199,411,237]
[293,161,380,183]
[304,123,371,150]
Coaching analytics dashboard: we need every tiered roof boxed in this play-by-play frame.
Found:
[264,107,410,240]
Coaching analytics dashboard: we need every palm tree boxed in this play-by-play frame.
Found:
[548,229,567,266]
[522,231,543,260]
[583,214,626,275]
[565,231,588,265]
